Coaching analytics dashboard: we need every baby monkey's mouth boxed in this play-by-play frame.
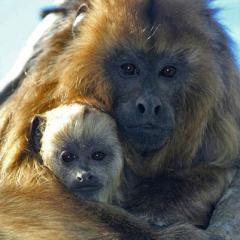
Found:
[71,183,103,193]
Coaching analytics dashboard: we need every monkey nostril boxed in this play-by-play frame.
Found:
[154,105,161,115]
[138,103,145,114]
[86,173,93,181]
[77,172,93,182]
[77,176,83,182]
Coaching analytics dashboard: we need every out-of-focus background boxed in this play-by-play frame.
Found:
[0,0,240,82]
[0,0,52,82]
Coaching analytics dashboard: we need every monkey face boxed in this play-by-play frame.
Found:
[104,53,184,154]
[50,140,121,202]
[65,0,219,159]
[31,104,123,203]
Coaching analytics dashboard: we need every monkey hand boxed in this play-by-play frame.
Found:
[152,223,227,240]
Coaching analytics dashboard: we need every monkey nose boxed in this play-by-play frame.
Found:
[76,171,93,182]
[136,95,161,117]
[76,174,83,182]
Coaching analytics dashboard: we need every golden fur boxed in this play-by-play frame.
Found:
[0,0,240,239]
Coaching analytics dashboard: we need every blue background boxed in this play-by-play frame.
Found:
[0,0,239,81]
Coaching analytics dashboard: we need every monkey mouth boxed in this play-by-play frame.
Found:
[127,124,173,136]
[128,123,161,130]
[123,123,172,154]
[72,184,103,193]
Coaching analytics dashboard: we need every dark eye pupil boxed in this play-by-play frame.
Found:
[60,151,76,163]
[121,63,138,76]
[92,151,106,161]
[160,66,176,78]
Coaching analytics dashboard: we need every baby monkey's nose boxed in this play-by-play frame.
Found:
[76,171,93,183]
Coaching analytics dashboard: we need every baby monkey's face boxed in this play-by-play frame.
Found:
[31,104,123,203]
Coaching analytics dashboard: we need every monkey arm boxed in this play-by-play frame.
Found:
[0,184,162,240]
[207,168,240,240]
[0,184,224,240]
[124,166,234,230]
[158,168,240,240]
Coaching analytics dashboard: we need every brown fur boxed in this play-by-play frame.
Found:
[0,0,240,239]
[122,165,235,229]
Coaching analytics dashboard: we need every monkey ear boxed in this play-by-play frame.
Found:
[72,3,89,37]
[29,115,46,154]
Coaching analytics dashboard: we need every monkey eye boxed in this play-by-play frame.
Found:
[91,151,106,161]
[120,63,139,76]
[160,65,177,78]
[60,151,77,163]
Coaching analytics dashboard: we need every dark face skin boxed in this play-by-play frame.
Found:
[105,50,189,154]
[49,140,116,202]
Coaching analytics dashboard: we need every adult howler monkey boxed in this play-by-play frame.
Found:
[0,0,240,239]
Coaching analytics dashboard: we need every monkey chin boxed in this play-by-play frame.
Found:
[72,187,108,203]
[68,185,113,203]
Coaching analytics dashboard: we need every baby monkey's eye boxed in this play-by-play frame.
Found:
[91,151,106,161]
[60,151,77,163]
